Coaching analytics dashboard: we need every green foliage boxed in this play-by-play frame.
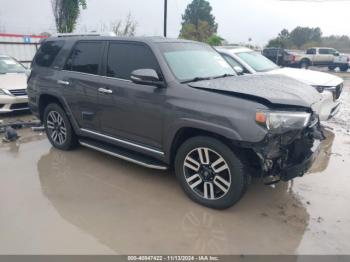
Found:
[207,35,224,46]
[52,0,87,33]
[179,0,219,43]
[181,0,217,32]
[267,26,350,52]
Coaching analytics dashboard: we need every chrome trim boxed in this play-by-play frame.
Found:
[80,141,168,170]
[80,128,164,155]
[61,70,132,83]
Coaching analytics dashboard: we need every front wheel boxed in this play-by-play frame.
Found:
[43,103,78,150]
[175,136,248,209]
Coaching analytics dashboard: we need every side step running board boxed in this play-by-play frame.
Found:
[79,138,168,170]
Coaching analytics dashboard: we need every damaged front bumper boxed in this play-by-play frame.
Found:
[252,117,325,183]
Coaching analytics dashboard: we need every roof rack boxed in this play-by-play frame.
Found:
[53,32,116,38]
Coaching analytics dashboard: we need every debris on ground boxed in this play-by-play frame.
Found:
[2,127,19,143]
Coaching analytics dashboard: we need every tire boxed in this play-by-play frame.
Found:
[328,65,336,71]
[43,103,78,151]
[299,59,310,69]
[175,136,248,209]
[340,65,349,72]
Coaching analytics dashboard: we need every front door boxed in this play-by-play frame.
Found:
[99,42,165,150]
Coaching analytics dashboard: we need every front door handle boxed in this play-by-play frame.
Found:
[98,88,113,94]
[57,80,70,86]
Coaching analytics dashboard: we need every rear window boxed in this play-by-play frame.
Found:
[64,41,104,75]
[34,40,64,67]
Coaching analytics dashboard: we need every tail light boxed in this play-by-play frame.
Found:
[291,55,296,62]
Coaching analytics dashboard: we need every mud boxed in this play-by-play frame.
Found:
[0,77,350,255]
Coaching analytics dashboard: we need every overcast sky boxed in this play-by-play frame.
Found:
[0,0,349,45]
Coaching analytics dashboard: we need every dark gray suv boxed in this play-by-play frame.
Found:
[27,36,324,209]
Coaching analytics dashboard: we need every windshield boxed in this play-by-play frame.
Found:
[0,57,26,74]
[160,43,236,82]
[236,51,279,72]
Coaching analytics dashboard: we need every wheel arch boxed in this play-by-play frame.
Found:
[165,119,259,168]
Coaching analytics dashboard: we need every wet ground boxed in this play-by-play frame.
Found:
[0,74,350,255]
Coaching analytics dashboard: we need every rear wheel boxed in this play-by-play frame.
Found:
[328,65,336,71]
[300,59,310,69]
[43,103,78,150]
[175,136,248,209]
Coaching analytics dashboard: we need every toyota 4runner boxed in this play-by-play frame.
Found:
[27,36,325,209]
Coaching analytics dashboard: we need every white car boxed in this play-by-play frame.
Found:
[0,55,29,113]
[217,47,343,121]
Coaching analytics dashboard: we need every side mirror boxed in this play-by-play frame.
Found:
[233,66,244,75]
[131,69,165,87]
[334,52,340,57]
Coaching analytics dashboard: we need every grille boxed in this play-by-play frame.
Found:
[9,89,27,96]
[10,103,29,110]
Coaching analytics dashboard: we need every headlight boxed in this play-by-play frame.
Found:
[256,110,311,133]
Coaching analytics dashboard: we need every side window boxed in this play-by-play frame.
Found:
[34,40,64,67]
[306,48,316,55]
[64,41,103,75]
[319,49,330,55]
[106,43,160,80]
[222,54,247,73]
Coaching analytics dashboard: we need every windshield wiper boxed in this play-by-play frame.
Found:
[213,73,236,79]
[181,76,212,84]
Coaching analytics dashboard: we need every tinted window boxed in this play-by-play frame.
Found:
[306,49,316,55]
[34,41,64,67]
[65,41,103,75]
[319,49,330,55]
[107,43,160,80]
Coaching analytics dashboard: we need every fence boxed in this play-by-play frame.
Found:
[0,33,48,68]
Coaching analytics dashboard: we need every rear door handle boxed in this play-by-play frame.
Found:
[57,80,70,86]
[98,88,113,94]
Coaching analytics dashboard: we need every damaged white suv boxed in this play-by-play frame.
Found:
[217,47,344,121]
[0,55,29,113]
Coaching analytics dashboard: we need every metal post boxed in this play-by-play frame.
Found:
[164,0,168,37]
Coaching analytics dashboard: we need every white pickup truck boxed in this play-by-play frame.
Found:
[286,47,340,69]
[332,53,350,72]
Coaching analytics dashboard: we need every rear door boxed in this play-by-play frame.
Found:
[98,41,165,150]
[61,41,105,130]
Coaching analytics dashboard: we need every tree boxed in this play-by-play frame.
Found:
[51,0,87,33]
[207,35,224,46]
[111,13,137,37]
[289,26,322,48]
[179,0,218,42]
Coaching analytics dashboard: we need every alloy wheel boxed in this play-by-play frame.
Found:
[46,111,67,145]
[183,147,232,200]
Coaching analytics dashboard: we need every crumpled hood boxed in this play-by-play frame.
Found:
[0,73,27,90]
[267,67,343,87]
[189,74,322,108]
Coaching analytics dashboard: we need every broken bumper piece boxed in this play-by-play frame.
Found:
[279,140,321,181]
[253,118,325,183]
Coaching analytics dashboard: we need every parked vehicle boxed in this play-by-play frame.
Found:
[331,53,350,72]
[286,47,340,69]
[217,47,343,121]
[0,55,29,113]
[262,48,290,66]
[28,36,325,209]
